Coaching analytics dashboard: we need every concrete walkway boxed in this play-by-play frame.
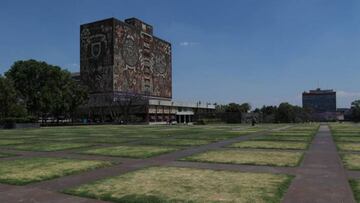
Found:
[282,125,356,203]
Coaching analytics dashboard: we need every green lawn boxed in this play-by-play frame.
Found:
[0,124,282,143]
[81,145,180,158]
[253,135,311,142]
[183,149,304,167]
[229,141,308,150]
[350,180,360,203]
[65,167,293,203]
[0,139,26,146]
[0,152,16,158]
[138,138,212,146]
[269,132,314,137]
[0,157,112,185]
[342,154,360,170]
[335,137,360,142]
[12,143,94,152]
[337,143,360,152]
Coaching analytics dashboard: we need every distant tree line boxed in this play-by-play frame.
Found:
[351,100,360,122]
[254,103,312,123]
[0,60,88,124]
[198,102,313,124]
[215,102,252,123]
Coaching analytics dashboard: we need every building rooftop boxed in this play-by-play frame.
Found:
[303,88,336,95]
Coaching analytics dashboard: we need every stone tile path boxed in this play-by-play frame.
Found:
[282,125,356,203]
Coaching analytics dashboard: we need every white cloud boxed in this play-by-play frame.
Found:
[337,91,360,98]
[66,63,79,69]
[179,41,200,46]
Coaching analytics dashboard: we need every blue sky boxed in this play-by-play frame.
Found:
[1,0,360,108]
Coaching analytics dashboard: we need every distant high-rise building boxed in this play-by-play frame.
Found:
[302,88,336,113]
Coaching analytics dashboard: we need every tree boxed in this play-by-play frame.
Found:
[5,60,88,121]
[225,103,241,113]
[276,103,295,123]
[351,100,360,122]
[259,105,278,123]
[239,103,251,113]
[0,75,27,118]
[67,81,88,122]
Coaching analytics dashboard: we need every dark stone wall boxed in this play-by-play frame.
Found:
[80,18,114,93]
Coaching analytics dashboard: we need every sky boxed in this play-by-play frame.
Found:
[1,0,360,108]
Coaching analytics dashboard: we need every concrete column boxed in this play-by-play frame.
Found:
[155,106,158,122]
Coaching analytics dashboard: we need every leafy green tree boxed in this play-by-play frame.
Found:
[66,81,88,122]
[6,60,55,116]
[5,60,88,121]
[276,102,295,123]
[239,103,251,113]
[0,75,27,118]
[351,100,360,122]
[225,103,242,113]
[260,105,278,123]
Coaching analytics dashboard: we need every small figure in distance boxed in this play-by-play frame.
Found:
[251,117,256,126]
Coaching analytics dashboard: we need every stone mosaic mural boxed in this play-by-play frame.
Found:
[80,18,172,99]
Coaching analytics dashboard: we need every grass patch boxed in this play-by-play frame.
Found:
[253,136,311,142]
[0,157,112,185]
[65,167,293,203]
[0,139,26,146]
[81,145,180,158]
[230,141,308,150]
[138,138,212,146]
[350,180,360,203]
[182,149,303,167]
[341,154,360,170]
[337,143,360,152]
[0,152,16,158]
[12,143,94,152]
[269,132,314,137]
[335,137,360,142]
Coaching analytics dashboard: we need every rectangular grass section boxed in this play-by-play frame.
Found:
[230,141,308,150]
[81,145,179,158]
[182,149,303,167]
[335,137,360,142]
[65,167,293,203]
[342,154,360,170]
[12,143,94,152]
[138,138,212,146]
[0,157,112,185]
[350,180,360,203]
[337,143,360,152]
[0,153,16,158]
[253,135,311,142]
[0,139,26,146]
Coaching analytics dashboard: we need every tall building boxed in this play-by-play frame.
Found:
[302,88,336,112]
[78,17,214,124]
[80,17,172,102]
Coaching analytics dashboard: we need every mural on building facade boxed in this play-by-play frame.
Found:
[80,18,172,99]
[80,20,114,93]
